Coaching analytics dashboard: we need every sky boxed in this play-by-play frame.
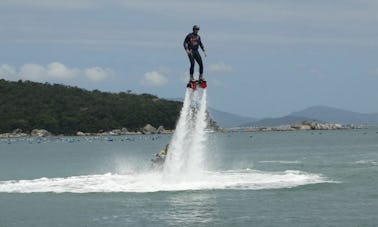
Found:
[1,0,378,118]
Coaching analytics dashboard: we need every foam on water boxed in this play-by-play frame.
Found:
[0,169,333,193]
[259,160,302,164]
[355,160,378,166]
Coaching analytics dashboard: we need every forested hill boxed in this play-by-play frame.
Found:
[0,79,182,135]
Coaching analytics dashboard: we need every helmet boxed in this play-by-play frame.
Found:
[193,25,200,31]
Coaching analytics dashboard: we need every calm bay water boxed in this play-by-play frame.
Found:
[1,128,378,226]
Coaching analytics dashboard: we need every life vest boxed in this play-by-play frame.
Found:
[159,149,167,156]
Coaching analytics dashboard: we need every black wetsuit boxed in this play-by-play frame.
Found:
[183,32,205,77]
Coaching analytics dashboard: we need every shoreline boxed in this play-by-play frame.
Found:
[0,123,369,139]
[225,122,365,132]
[0,125,174,139]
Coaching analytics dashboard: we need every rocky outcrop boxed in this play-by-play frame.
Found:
[12,128,23,134]
[156,125,173,134]
[76,131,88,136]
[309,122,343,130]
[107,128,133,135]
[291,124,312,130]
[0,132,28,138]
[0,128,37,138]
[291,122,344,130]
[31,129,52,137]
[142,124,157,134]
[0,128,51,138]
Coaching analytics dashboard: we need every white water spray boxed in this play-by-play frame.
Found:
[187,90,207,174]
[163,88,208,178]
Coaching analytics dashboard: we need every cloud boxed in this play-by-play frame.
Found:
[85,67,114,82]
[47,62,79,80]
[19,62,80,82]
[0,62,113,83]
[19,64,48,81]
[0,64,17,80]
[141,71,168,87]
[208,63,233,74]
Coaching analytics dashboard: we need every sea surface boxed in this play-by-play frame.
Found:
[1,128,378,226]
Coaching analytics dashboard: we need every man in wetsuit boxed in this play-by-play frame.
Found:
[183,25,208,82]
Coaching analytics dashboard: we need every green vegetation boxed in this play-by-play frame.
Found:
[0,79,182,135]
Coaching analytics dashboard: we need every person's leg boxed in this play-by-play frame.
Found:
[188,53,195,81]
[193,51,204,80]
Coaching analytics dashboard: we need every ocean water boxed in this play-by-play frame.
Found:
[1,128,378,226]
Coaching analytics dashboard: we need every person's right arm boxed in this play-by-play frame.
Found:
[183,34,191,54]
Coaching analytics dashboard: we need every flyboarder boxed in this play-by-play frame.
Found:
[184,25,208,89]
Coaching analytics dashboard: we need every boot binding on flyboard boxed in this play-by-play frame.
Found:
[187,78,207,89]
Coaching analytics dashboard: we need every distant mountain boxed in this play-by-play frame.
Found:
[238,105,378,127]
[290,105,378,125]
[207,108,257,128]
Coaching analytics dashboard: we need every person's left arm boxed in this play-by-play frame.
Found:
[199,36,207,57]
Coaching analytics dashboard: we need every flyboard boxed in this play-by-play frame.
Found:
[187,79,207,89]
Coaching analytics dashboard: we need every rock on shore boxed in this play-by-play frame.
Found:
[31,129,52,137]
[0,128,52,138]
[142,124,157,134]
